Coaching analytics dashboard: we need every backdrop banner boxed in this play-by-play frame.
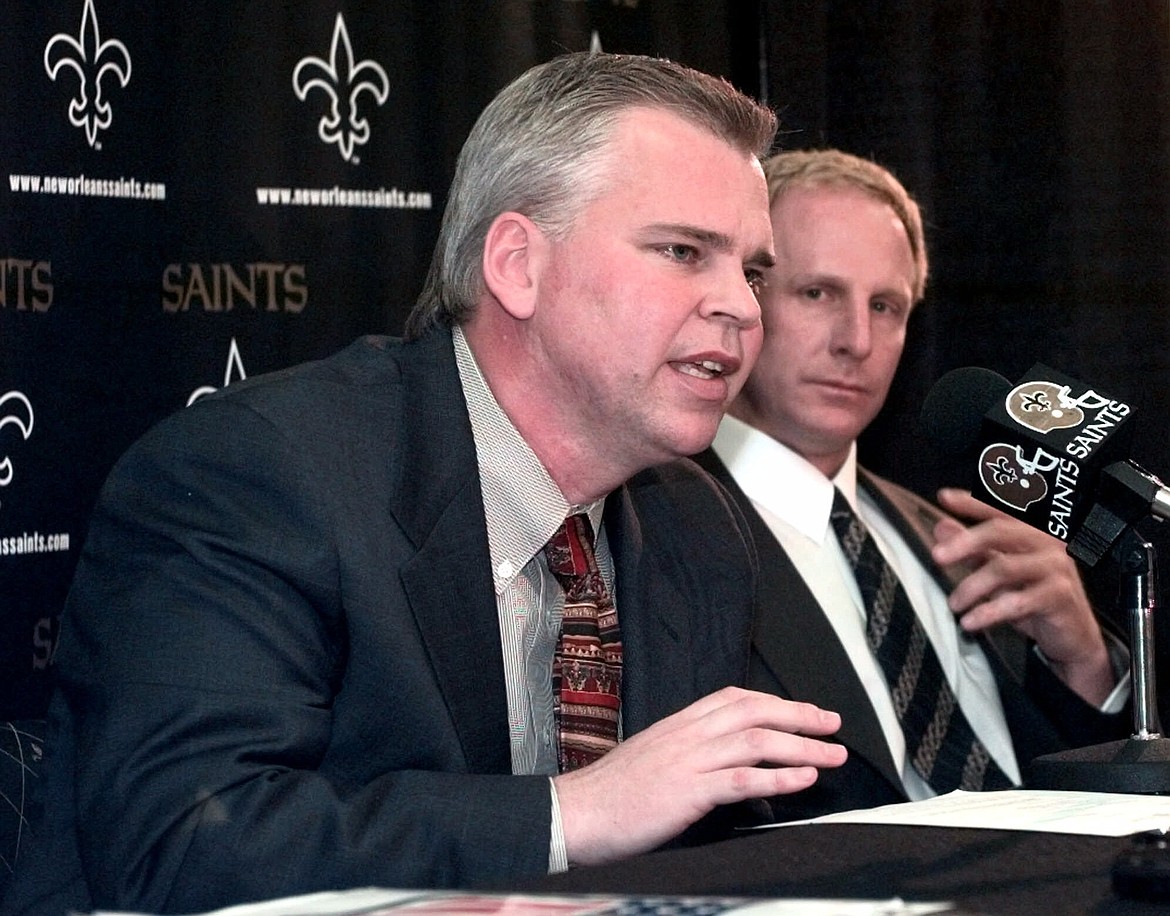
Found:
[7,1,1170,726]
[0,0,747,718]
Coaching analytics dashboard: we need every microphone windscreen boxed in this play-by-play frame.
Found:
[919,366,1012,456]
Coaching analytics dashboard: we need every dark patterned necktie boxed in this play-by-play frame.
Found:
[543,514,622,772]
[829,488,1013,793]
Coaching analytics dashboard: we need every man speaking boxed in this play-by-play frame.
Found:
[5,54,848,915]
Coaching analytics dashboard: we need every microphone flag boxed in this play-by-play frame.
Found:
[971,363,1134,546]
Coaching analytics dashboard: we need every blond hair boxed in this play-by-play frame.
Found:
[763,149,928,303]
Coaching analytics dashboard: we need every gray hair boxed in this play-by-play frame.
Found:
[404,51,777,339]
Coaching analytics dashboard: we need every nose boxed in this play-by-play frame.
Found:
[830,297,873,358]
[699,269,762,330]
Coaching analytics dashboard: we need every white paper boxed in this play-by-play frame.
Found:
[769,788,1170,836]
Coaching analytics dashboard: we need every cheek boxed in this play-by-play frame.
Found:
[743,324,765,366]
[742,340,793,403]
[876,335,908,382]
[760,313,816,368]
[763,296,820,342]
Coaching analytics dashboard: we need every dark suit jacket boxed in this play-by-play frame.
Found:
[5,331,760,915]
[697,448,1129,823]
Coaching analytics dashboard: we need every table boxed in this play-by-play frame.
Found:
[513,823,1170,914]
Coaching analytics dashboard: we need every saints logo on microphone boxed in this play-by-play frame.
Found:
[979,443,1053,512]
[978,442,1081,538]
[972,364,1133,542]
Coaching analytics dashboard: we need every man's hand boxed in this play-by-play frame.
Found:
[930,487,1114,706]
[554,686,846,867]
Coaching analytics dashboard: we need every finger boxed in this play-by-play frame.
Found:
[930,517,991,568]
[932,515,967,544]
[956,581,1068,633]
[703,691,843,739]
[654,716,847,779]
[935,487,1000,522]
[955,590,1026,632]
[933,512,1051,567]
[705,765,823,805]
[638,689,843,757]
[637,685,764,738]
[937,488,1030,534]
[691,712,844,777]
[945,553,1006,612]
[938,489,1073,553]
[947,548,1044,612]
[716,726,849,770]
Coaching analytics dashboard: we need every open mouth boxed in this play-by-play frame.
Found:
[675,359,728,381]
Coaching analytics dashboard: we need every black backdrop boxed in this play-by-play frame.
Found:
[761,1,1170,688]
[3,0,1169,723]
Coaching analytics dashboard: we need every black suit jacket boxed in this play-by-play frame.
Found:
[5,331,759,915]
[697,448,1129,822]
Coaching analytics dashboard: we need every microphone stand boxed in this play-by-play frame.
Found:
[1029,527,1170,793]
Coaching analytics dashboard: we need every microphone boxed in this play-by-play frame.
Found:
[921,363,1167,566]
[919,366,1013,457]
[924,363,1170,795]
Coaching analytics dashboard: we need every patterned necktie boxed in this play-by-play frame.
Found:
[829,488,1013,793]
[543,514,622,772]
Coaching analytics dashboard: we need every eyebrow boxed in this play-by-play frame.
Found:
[642,222,776,269]
[797,272,914,305]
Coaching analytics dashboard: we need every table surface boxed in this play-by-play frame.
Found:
[511,823,1170,914]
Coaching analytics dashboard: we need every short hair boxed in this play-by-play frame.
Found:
[404,51,778,339]
[762,149,928,303]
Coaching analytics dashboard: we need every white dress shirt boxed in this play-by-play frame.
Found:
[454,326,612,871]
[713,414,1022,799]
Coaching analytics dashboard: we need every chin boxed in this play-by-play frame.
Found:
[670,428,720,459]
[650,409,722,461]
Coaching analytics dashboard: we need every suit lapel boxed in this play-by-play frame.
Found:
[696,449,904,793]
[860,470,1030,684]
[748,506,904,791]
[605,470,752,736]
[858,469,964,591]
[393,331,511,775]
[605,485,689,736]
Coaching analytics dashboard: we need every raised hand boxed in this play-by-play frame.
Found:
[931,487,1114,705]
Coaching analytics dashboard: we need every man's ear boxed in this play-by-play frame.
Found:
[482,212,545,321]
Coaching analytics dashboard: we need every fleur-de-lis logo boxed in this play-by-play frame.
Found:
[0,391,35,488]
[1018,391,1051,412]
[293,13,390,164]
[188,338,247,407]
[44,0,132,149]
[978,442,1050,512]
[984,454,1018,487]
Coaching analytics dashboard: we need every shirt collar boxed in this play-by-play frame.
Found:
[712,414,859,544]
[453,326,603,593]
